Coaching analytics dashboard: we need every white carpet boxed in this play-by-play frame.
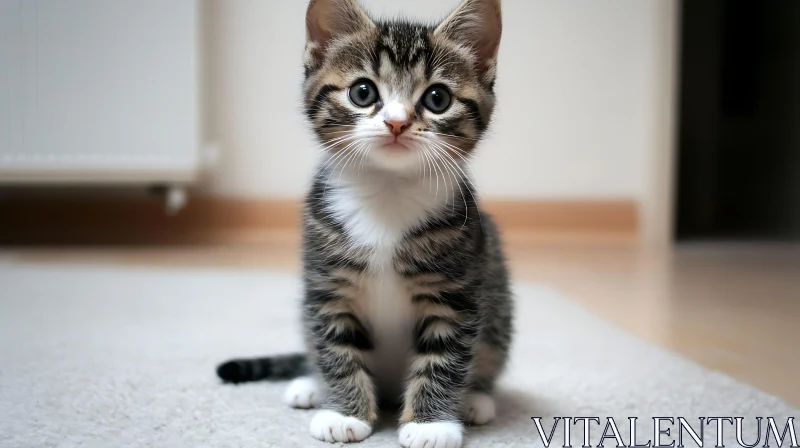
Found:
[0,264,795,448]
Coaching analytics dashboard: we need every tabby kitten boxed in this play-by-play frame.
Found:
[217,0,512,447]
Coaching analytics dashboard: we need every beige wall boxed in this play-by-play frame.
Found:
[203,1,675,208]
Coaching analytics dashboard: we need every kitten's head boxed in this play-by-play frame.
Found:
[303,0,501,173]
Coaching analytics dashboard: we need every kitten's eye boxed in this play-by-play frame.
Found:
[421,85,452,114]
[348,80,379,108]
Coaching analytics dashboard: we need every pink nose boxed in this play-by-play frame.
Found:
[384,119,410,135]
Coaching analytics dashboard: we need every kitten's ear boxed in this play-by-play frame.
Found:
[435,0,502,73]
[305,0,374,62]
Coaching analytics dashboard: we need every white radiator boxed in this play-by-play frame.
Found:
[0,0,201,188]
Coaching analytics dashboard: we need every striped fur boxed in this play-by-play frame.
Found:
[218,1,510,446]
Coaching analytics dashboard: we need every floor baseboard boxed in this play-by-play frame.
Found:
[0,196,637,245]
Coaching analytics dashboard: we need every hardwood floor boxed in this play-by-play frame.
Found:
[4,237,798,405]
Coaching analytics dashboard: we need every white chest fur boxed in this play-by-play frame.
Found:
[326,171,449,400]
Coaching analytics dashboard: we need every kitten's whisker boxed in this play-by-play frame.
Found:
[430,148,472,229]
[415,141,434,194]
[405,136,460,196]
[317,132,354,142]
[313,143,354,180]
[419,144,438,196]
[313,133,380,155]
[323,143,359,195]
[315,139,363,184]
[318,132,385,144]
[357,142,372,174]
[428,143,483,229]
[359,142,372,175]
[413,145,431,193]
[433,139,475,162]
[429,141,474,187]
[422,131,479,143]
[427,143,470,183]
[429,142,459,202]
[430,139,476,157]
[436,148,457,205]
[314,134,357,153]
[312,139,356,161]
[406,135,474,159]
[423,145,442,199]
[434,146,461,211]
[423,144,448,201]
[318,130,357,136]
[315,138,353,153]
[427,144,466,221]
[422,145,436,194]
[336,140,368,184]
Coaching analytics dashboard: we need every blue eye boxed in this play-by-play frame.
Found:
[348,80,379,107]
[422,85,452,114]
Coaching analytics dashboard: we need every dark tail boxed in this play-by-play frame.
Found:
[216,353,309,384]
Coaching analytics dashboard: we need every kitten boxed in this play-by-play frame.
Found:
[217,0,512,447]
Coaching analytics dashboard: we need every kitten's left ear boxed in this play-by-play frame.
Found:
[305,0,374,64]
[435,0,502,74]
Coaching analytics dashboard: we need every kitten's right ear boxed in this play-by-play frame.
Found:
[305,0,374,66]
[435,0,502,75]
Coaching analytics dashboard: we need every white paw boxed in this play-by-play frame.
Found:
[464,392,496,425]
[283,376,322,409]
[399,421,463,448]
[309,410,372,443]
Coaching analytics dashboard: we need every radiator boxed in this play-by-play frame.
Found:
[0,0,201,195]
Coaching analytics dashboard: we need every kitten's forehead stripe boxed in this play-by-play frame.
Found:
[374,22,432,70]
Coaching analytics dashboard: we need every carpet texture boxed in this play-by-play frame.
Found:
[0,265,796,448]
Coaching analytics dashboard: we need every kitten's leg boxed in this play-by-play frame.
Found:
[398,297,479,448]
[283,376,322,409]
[463,341,504,425]
[464,392,495,426]
[307,297,377,443]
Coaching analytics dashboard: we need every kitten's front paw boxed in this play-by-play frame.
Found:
[464,392,496,425]
[399,421,463,448]
[283,376,321,409]
[310,410,372,443]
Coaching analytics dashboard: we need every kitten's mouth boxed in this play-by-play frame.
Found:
[381,136,411,151]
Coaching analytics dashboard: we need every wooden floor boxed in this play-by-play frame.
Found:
[5,236,799,405]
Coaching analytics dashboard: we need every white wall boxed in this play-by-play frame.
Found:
[204,0,674,202]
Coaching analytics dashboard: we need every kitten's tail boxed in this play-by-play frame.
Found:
[216,353,309,384]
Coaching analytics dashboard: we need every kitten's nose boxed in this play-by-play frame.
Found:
[384,119,410,136]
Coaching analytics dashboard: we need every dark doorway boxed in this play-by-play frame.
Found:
[676,1,800,241]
